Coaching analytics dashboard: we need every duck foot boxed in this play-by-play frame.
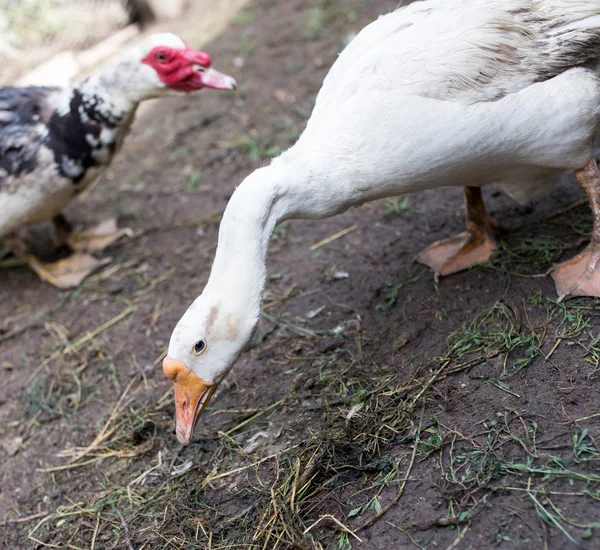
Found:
[4,236,110,289]
[416,186,498,279]
[550,160,600,302]
[55,216,132,253]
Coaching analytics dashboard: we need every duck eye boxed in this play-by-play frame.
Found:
[156,52,167,62]
[193,339,207,356]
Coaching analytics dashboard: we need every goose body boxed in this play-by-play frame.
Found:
[164,0,600,444]
[299,0,600,205]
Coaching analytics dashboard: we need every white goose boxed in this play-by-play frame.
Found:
[163,0,600,444]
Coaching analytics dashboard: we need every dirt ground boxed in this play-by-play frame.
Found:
[2,0,600,548]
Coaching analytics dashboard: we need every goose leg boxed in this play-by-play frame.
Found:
[417,186,498,279]
[3,235,110,289]
[550,160,600,302]
[56,216,132,253]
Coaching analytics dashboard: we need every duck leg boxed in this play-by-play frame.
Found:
[417,186,498,279]
[51,214,72,248]
[3,235,110,289]
[550,160,600,302]
[54,216,132,253]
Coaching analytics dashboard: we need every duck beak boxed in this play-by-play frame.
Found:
[176,47,237,92]
[162,356,216,445]
[199,67,237,91]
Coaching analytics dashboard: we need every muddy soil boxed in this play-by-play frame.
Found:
[2,0,600,549]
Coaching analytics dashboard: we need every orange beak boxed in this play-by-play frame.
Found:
[162,356,216,445]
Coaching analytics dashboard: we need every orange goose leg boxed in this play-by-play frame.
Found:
[417,186,498,279]
[551,160,600,302]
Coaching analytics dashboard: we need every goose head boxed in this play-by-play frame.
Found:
[163,293,260,445]
[162,165,293,445]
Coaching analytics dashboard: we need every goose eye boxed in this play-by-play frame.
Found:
[193,339,207,356]
[156,52,167,62]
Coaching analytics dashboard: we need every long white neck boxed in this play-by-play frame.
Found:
[203,163,298,323]
[204,144,387,325]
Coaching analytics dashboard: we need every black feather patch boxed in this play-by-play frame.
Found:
[0,87,55,185]
[0,84,127,189]
[45,90,105,183]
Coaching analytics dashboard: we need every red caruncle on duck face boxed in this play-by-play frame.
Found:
[142,45,237,92]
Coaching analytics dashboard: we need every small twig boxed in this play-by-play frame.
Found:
[132,211,223,240]
[36,456,107,473]
[0,255,26,267]
[408,360,451,408]
[527,484,579,546]
[0,307,54,344]
[386,520,427,549]
[1,511,48,525]
[203,444,300,485]
[547,199,588,220]
[27,502,93,541]
[574,411,600,422]
[545,338,562,361]
[261,311,320,337]
[358,417,422,531]
[289,457,302,513]
[129,451,163,487]
[490,380,521,398]
[304,514,363,543]
[117,509,135,550]
[309,224,357,251]
[223,398,286,437]
[69,377,137,463]
[0,320,44,343]
[220,504,257,527]
[90,515,101,550]
[444,525,470,550]
[153,349,168,367]
[263,284,297,310]
[62,305,136,357]
[25,305,136,385]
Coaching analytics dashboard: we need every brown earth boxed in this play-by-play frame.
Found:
[2,0,600,549]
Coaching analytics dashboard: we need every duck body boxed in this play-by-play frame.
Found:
[164,0,600,444]
[0,84,135,237]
